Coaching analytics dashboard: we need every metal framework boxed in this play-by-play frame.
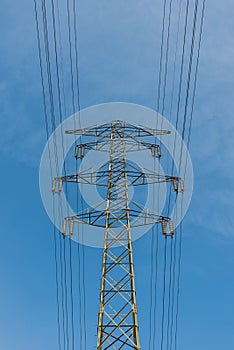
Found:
[52,120,183,349]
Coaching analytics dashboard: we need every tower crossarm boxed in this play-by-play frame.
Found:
[62,205,174,234]
[65,120,170,138]
[74,139,162,159]
[52,168,183,192]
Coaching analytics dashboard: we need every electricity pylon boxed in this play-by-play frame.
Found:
[52,120,183,349]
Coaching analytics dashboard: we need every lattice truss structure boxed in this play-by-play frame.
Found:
[52,121,184,349]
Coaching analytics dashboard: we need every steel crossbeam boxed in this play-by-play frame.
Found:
[52,166,183,191]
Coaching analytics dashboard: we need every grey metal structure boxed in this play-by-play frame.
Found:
[52,120,183,349]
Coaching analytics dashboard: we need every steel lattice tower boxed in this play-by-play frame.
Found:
[52,120,184,349]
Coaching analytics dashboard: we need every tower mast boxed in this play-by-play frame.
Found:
[97,122,140,349]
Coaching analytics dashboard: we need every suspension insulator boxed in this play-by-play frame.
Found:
[52,179,56,193]
[151,145,161,158]
[52,178,63,193]
[62,218,74,237]
[69,220,74,236]
[74,145,79,158]
[75,145,85,159]
[169,220,174,235]
[161,219,167,235]
[179,179,184,192]
[58,179,63,193]
[157,145,161,158]
[173,179,178,192]
[161,219,175,236]
[81,145,85,158]
[62,219,67,236]
[173,178,184,193]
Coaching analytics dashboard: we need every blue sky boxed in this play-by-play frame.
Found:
[0,0,234,349]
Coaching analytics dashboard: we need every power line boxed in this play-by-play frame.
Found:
[151,2,172,348]
[161,0,173,117]
[70,0,87,347]
[50,1,76,348]
[160,237,168,350]
[168,0,183,126]
[40,0,59,165]
[68,238,75,350]
[65,0,84,348]
[174,217,183,350]
[66,0,76,119]
[50,0,69,203]
[175,4,206,349]
[167,0,190,217]
[156,0,168,116]
[166,236,174,350]
[178,0,199,175]
[55,0,68,118]
[184,0,206,180]
[169,198,179,350]
[168,2,200,348]
[33,1,66,349]
[163,1,205,348]
[53,213,62,350]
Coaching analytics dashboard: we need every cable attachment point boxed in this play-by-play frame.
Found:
[52,178,63,194]
[75,144,85,159]
[62,218,74,237]
[161,218,174,236]
[172,178,184,193]
[151,144,161,158]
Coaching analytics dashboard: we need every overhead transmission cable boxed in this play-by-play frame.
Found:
[34,0,88,348]
[165,236,174,350]
[33,0,67,348]
[150,1,176,349]
[168,1,192,347]
[149,1,168,349]
[174,3,200,349]
[40,0,69,347]
[161,0,173,118]
[35,0,75,348]
[65,0,86,348]
[71,0,87,347]
[154,0,204,349]
[174,2,206,350]
[50,1,77,349]
[178,0,199,173]
[158,4,175,347]
[44,0,74,348]
[184,0,206,179]
[167,0,190,218]
[33,2,62,349]
[169,1,206,349]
